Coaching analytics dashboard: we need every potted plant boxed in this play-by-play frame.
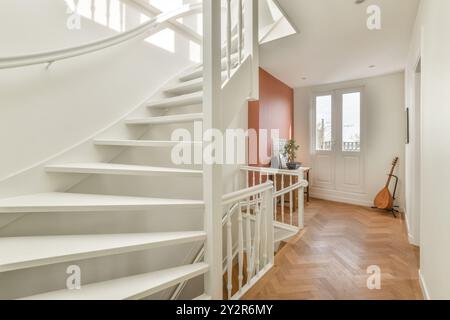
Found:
[283,139,301,170]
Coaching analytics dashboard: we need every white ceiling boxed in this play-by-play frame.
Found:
[260,0,420,88]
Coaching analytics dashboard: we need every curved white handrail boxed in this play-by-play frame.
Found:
[0,3,202,69]
[273,181,308,198]
[222,182,273,206]
[241,165,306,176]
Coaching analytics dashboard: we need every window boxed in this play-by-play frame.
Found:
[342,92,361,152]
[315,95,333,151]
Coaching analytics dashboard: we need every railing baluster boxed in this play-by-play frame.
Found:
[227,206,233,300]
[106,0,111,27]
[246,170,249,189]
[245,202,252,284]
[281,174,285,224]
[226,0,232,79]
[254,196,261,274]
[91,0,96,20]
[244,0,259,99]
[262,191,268,266]
[297,172,304,228]
[290,175,293,225]
[238,0,243,64]
[238,205,244,292]
[274,174,277,221]
[120,1,124,32]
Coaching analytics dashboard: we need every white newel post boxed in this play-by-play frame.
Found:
[244,0,259,100]
[203,0,223,300]
[265,184,275,265]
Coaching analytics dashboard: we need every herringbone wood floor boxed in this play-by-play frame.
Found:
[243,199,423,300]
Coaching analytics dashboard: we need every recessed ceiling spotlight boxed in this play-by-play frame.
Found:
[355,0,366,4]
[369,65,376,68]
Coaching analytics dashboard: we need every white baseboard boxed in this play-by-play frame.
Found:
[310,189,372,207]
[311,188,406,213]
[404,211,420,245]
[419,270,430,300]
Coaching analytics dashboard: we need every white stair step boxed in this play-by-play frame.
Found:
[94,139,202,148]
[23,263,209,300]
[0,193,203,213]
[179,66,232,83]
[0,232,207,272]
[179,53,239,82]
[164,78,203,95]
[179,68,203,82]
[147,92,203,109]
[125,113,203,125]
[179,53,239,83]
[46,163,202,177]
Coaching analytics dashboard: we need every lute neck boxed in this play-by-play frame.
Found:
[385,162,397,188]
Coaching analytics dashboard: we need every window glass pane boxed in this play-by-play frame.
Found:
[342,92,361,152]
[316,95,332,151]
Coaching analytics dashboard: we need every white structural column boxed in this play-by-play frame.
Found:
[244,0,259,100]
[202,0,223,300]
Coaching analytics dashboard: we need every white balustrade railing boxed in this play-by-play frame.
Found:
[241,166,308,229]
[221,0,258,85]
[223,0,244,80]
[343,141,361,152]
[222,182,274,300]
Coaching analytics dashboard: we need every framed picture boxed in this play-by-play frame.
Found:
[272,138,288,169]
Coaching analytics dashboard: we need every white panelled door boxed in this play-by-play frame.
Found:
[312,88,365,194]
[312,93,335,189]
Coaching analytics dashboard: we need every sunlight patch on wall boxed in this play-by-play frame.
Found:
[190,41,201,63]
[145,28,175,53]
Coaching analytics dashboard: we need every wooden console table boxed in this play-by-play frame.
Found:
[272,168,311,208]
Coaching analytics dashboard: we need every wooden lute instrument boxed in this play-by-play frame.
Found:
[374,157,399,210]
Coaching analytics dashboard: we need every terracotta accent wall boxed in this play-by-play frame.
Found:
[248,68,294,166]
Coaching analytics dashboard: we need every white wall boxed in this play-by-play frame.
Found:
[405,0,450,300]
[294,72,406,209]
[222,58,253,194]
